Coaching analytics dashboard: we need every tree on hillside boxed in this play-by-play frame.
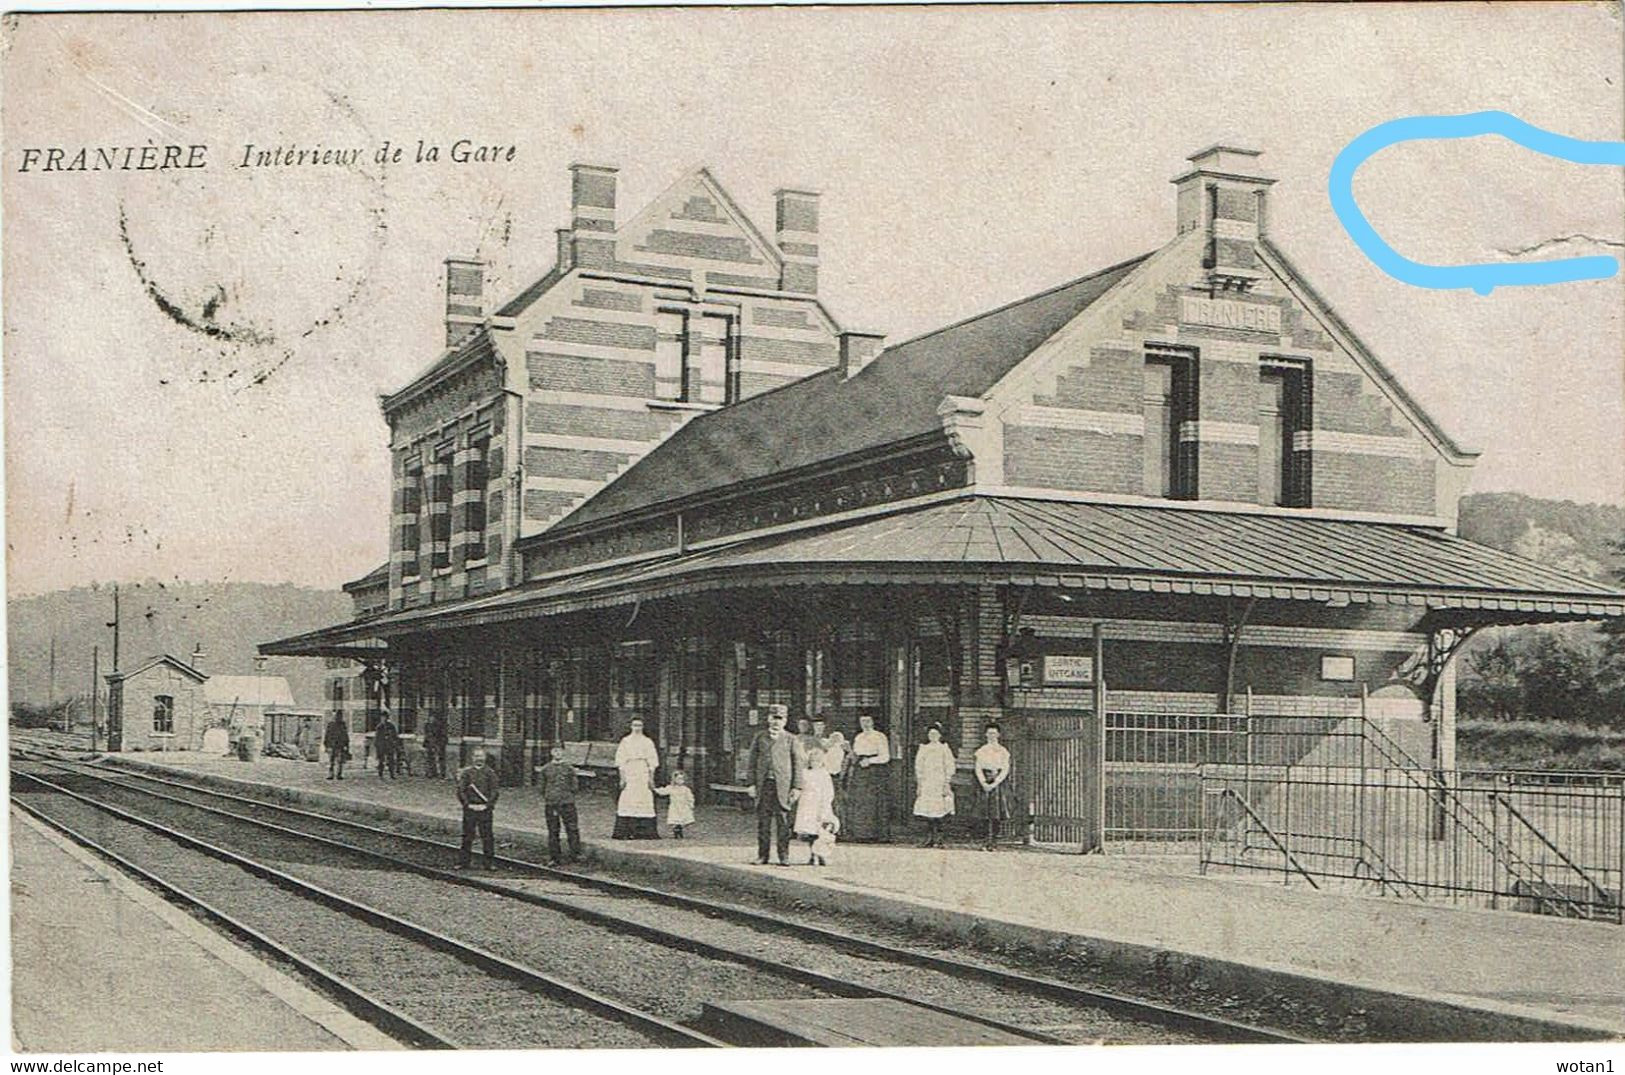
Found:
[1599,536,1625,688]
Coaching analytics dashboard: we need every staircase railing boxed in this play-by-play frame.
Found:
[1355,715,1591,919]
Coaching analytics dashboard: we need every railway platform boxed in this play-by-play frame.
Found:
[100,750,1625,1041]
[10,805,401,1052]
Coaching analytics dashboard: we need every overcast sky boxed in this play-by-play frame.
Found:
[4,4,1622,597]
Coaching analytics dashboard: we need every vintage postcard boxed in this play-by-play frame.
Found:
[4,3,1623,1067]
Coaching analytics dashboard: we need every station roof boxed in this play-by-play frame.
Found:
[262,494,1625,655]
[542,254,1153,535]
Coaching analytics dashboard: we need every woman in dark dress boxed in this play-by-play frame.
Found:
[974,722,1014,850]
[843,711,892,842]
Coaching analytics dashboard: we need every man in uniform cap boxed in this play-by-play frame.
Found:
[456,750,500,869]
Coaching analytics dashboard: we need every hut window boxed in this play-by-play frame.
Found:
[153,695,174,733]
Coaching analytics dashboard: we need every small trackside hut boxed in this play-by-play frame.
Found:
[264,148,1625,888]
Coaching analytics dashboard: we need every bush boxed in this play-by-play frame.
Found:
[10,702,70,729]
[1457,719,1625,772]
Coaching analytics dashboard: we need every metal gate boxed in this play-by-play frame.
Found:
[1009,711,1102,850]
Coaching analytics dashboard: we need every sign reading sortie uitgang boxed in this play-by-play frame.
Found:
[1180,295,1282,334]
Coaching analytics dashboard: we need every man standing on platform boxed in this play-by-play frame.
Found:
[422,711,448,779]
[538,744,583,866]
[374,709,402,780]
[323,713,351,780]
[746,705,804,866]
[456,749,500,870]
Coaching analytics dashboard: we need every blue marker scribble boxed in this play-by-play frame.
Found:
[1329,111,1625,295]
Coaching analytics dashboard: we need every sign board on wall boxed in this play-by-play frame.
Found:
[1180,295,1282,334]
[1320,655,1356,682]
[1043,655,1094,685]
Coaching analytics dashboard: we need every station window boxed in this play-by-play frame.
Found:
[429,446,453,570]
[826,622,883,735]
[399,460,423,578]
[654,309,686,401]
[462,436,489,564]
[669,636,720,758]
[153,695,173,734]
[461,657,498,739]
[655,309,739,405]
[1259,359,1311,507]
[609,641,658,742]
[1144,348,1198,499]
[520,651,556,751]
[698,312,738,405]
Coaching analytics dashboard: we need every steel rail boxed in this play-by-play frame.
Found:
[9,790,461,1050]
[11,767,724,1049]
[27,758,1063,1045]
[74,755,1311,1044]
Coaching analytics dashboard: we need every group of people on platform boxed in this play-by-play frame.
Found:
[731,705,1014,866]
[319,702,1015,872]
[319,709,448,782]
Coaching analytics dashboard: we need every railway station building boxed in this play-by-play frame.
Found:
[264,148,1625,849]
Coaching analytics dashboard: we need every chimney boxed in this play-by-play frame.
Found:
[444,257,485,347]
[1171,145,1274,289]
[190,644,206,675]
[775,188,819,294]
[839,330,885,379]
[569,163,618,268]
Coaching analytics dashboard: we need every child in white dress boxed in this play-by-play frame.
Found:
[654,770,697,838]
[794,747,840,865]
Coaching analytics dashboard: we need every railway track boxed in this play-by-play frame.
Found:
[12,765,721,1049]
[15,753,1311,1046]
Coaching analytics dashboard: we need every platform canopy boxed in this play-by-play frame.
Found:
[263,495,1625,655]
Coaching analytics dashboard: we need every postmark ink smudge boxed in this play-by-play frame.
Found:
[118,202,277,346]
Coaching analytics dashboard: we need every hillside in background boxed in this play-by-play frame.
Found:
[7,581,352,712]
[1457,492,1624,580]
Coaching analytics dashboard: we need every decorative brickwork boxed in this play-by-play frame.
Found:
[997,251,1447,518]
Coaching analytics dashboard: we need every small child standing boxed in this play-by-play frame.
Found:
[654,770,696,838]
[794,747,840,865]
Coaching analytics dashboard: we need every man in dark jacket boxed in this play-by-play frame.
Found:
[374,710,402,779]
[323,714,351,780]
[537,744,583,865]
[421,712,448,779]
[456,750,500,869]
[746,706,804,866]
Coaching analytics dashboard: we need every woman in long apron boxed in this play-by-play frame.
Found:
[912,723,957,848]
[612,717,661,839]
[843,712,892,842]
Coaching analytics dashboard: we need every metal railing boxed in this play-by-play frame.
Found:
[1199,763,1625,923]
[1102,708,1384,851]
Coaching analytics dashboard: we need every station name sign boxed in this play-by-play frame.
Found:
[1180,296,1282,334]
[1042,655,1094,685]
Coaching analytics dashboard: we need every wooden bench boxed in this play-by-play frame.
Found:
[709,783,755,810]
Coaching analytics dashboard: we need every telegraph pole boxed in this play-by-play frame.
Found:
[107,584,120,673]
[91,646,100,751]
[49,636,59,730]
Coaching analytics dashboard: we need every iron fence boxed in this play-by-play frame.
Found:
[1198,763,1625,923]
[1102,710,1387,851]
